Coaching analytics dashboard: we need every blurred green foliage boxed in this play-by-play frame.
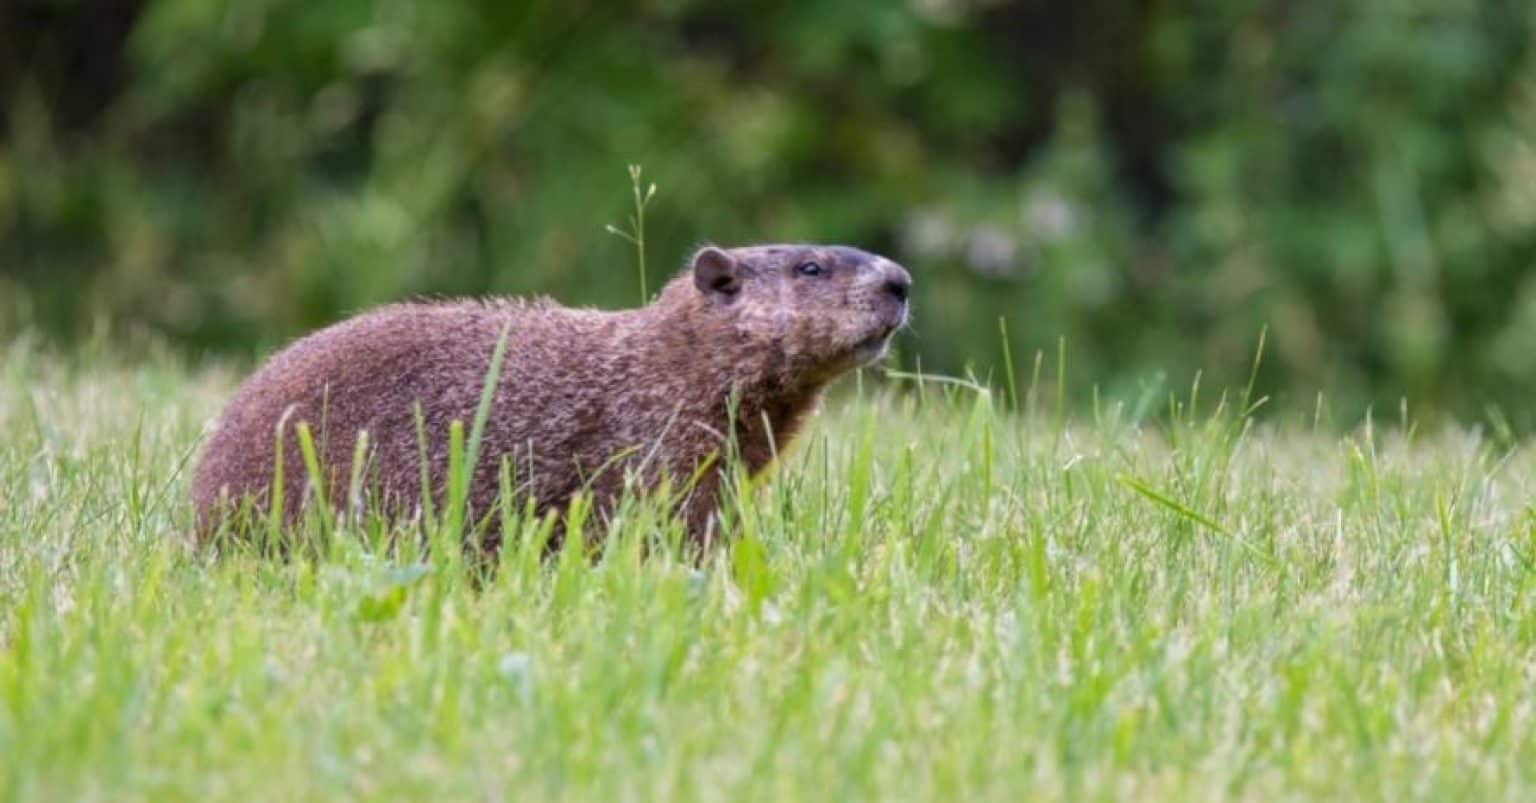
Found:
[3,0,1535,423]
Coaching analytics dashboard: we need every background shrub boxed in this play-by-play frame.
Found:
[3,0,1534,424]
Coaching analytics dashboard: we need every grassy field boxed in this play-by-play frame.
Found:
[3,336,1536,801]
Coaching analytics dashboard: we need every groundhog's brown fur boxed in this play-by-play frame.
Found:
[191,244,912,551]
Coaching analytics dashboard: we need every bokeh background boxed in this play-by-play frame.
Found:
[3,0,1535,426]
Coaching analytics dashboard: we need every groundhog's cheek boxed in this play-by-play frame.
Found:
[844,303,886,332]
[735,300,789,338]
[779,317,829,358]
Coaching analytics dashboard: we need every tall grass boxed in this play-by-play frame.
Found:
[2,336,1535,801]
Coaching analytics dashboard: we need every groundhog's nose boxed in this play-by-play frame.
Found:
[881,261,912,302]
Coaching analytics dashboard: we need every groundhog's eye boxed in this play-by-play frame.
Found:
[796,262,824,277]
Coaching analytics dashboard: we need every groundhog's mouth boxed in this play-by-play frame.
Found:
[849,303,909,365]
[851,324,900,364]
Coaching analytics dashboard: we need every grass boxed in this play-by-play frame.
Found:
[3,335,1536,802]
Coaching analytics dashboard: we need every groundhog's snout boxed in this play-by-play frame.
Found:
[881,260,913,302]
[872,258,913,332]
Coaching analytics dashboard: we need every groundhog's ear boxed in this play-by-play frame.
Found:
[692,247,740,301]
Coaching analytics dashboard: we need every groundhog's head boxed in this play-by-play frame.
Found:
[688,244,912,381]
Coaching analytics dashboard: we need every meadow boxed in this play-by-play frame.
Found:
[3,335,1535,801]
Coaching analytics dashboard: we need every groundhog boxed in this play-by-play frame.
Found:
[191,243,913,552]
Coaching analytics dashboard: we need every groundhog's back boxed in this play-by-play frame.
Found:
[190,301,621,535]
